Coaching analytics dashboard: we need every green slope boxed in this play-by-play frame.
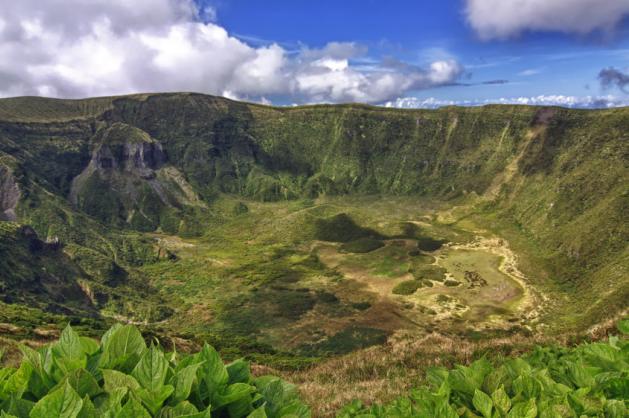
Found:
[0,93,626,343]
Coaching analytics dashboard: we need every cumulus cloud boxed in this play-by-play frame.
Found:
[0,0,464,103]
[385,95,629,109]
[465,0,629,40]
[598,67,629,93]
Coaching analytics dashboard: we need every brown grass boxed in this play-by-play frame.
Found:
[258,327,615,418]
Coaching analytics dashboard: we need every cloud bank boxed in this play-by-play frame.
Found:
[385,95,629,109]
[598,67,629,93]
[0,0,463,103]
[465,0,629,39]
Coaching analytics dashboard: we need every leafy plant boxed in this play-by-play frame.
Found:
[0,324,310,418]
[337,322,629,417]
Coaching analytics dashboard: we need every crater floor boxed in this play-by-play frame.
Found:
[144,196,545,357]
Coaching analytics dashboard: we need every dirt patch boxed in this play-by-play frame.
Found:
[444,236,544,323]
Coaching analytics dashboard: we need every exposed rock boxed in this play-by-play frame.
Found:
[0,164,20,221]
[70,123,204,231]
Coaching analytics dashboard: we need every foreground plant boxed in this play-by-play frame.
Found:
[0,323,310,417]
[338,321,629,418]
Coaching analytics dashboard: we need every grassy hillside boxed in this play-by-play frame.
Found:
[0,93,626,356]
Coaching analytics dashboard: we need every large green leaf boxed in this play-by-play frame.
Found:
[95,387,127,417]
[100,325,147,371]
[77,396,96,418]
[79,338,99,356]
[426,367,449,389]
[253,376,308,418]
[600,375,629,398]
[135,385,174,415]
[100,324,123,347]
[118,396,151,418]
[605,399,627,418]
[53,356,87,378]
[247,405,268,418]
[132,345,169,392]
[2,362,32,399]
[29,381,83,418]
[102,369,141,393]
[472,389,493,418]
[18,345,54,399]
[491,385,511,415]
[171,363,202,404]
[565,362,596,388]
[62,368,102,398]
[157,400,199,417]
[3,395,34,417]
[278,400,311,418]
[537,401,562,418]
[53,325,84,361]
[506,399,537,418]
[512,375,541,399]
[226,359,252,384]
[214,383,255,408]
[197,344,228,402]
[434,401,459,418]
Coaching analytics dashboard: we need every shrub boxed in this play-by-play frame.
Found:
[0,323,310,417]
[338,320,629,417]
[313,214,383,243]
[339,238,384,254]
[416,237,445,252]
[392,280,422,295]
[413,265,447,282]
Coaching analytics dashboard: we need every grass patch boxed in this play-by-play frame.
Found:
[339,238,384,253]
[413,265,447,282]
[300,326,388,356]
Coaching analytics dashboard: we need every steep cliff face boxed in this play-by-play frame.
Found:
[0,161,20,221]
[70,123,204,231]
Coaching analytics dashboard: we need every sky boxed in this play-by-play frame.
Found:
[1,0,628,108]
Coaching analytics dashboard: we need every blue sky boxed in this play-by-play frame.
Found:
[1,0,628,107]
[197,0,629,106]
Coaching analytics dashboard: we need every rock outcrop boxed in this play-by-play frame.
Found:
[0,163,20,221]
[70,123,204,231]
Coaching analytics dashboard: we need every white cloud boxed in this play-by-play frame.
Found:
[465,0,629,40]
[518,68,543,77]
[0,0,464,104]
[292,58,463,104]
[385,95,629,109]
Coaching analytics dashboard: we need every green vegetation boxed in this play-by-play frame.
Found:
[415,237,445,252]
[0,93,627,414]
[0,94,626,335]
[339,238,384,254]
[338,321,629,417]
[412,265,447,282]
[0,323,310,417]
[314,214,383,243]
[392,280,423,295]
[2,322,627,418]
